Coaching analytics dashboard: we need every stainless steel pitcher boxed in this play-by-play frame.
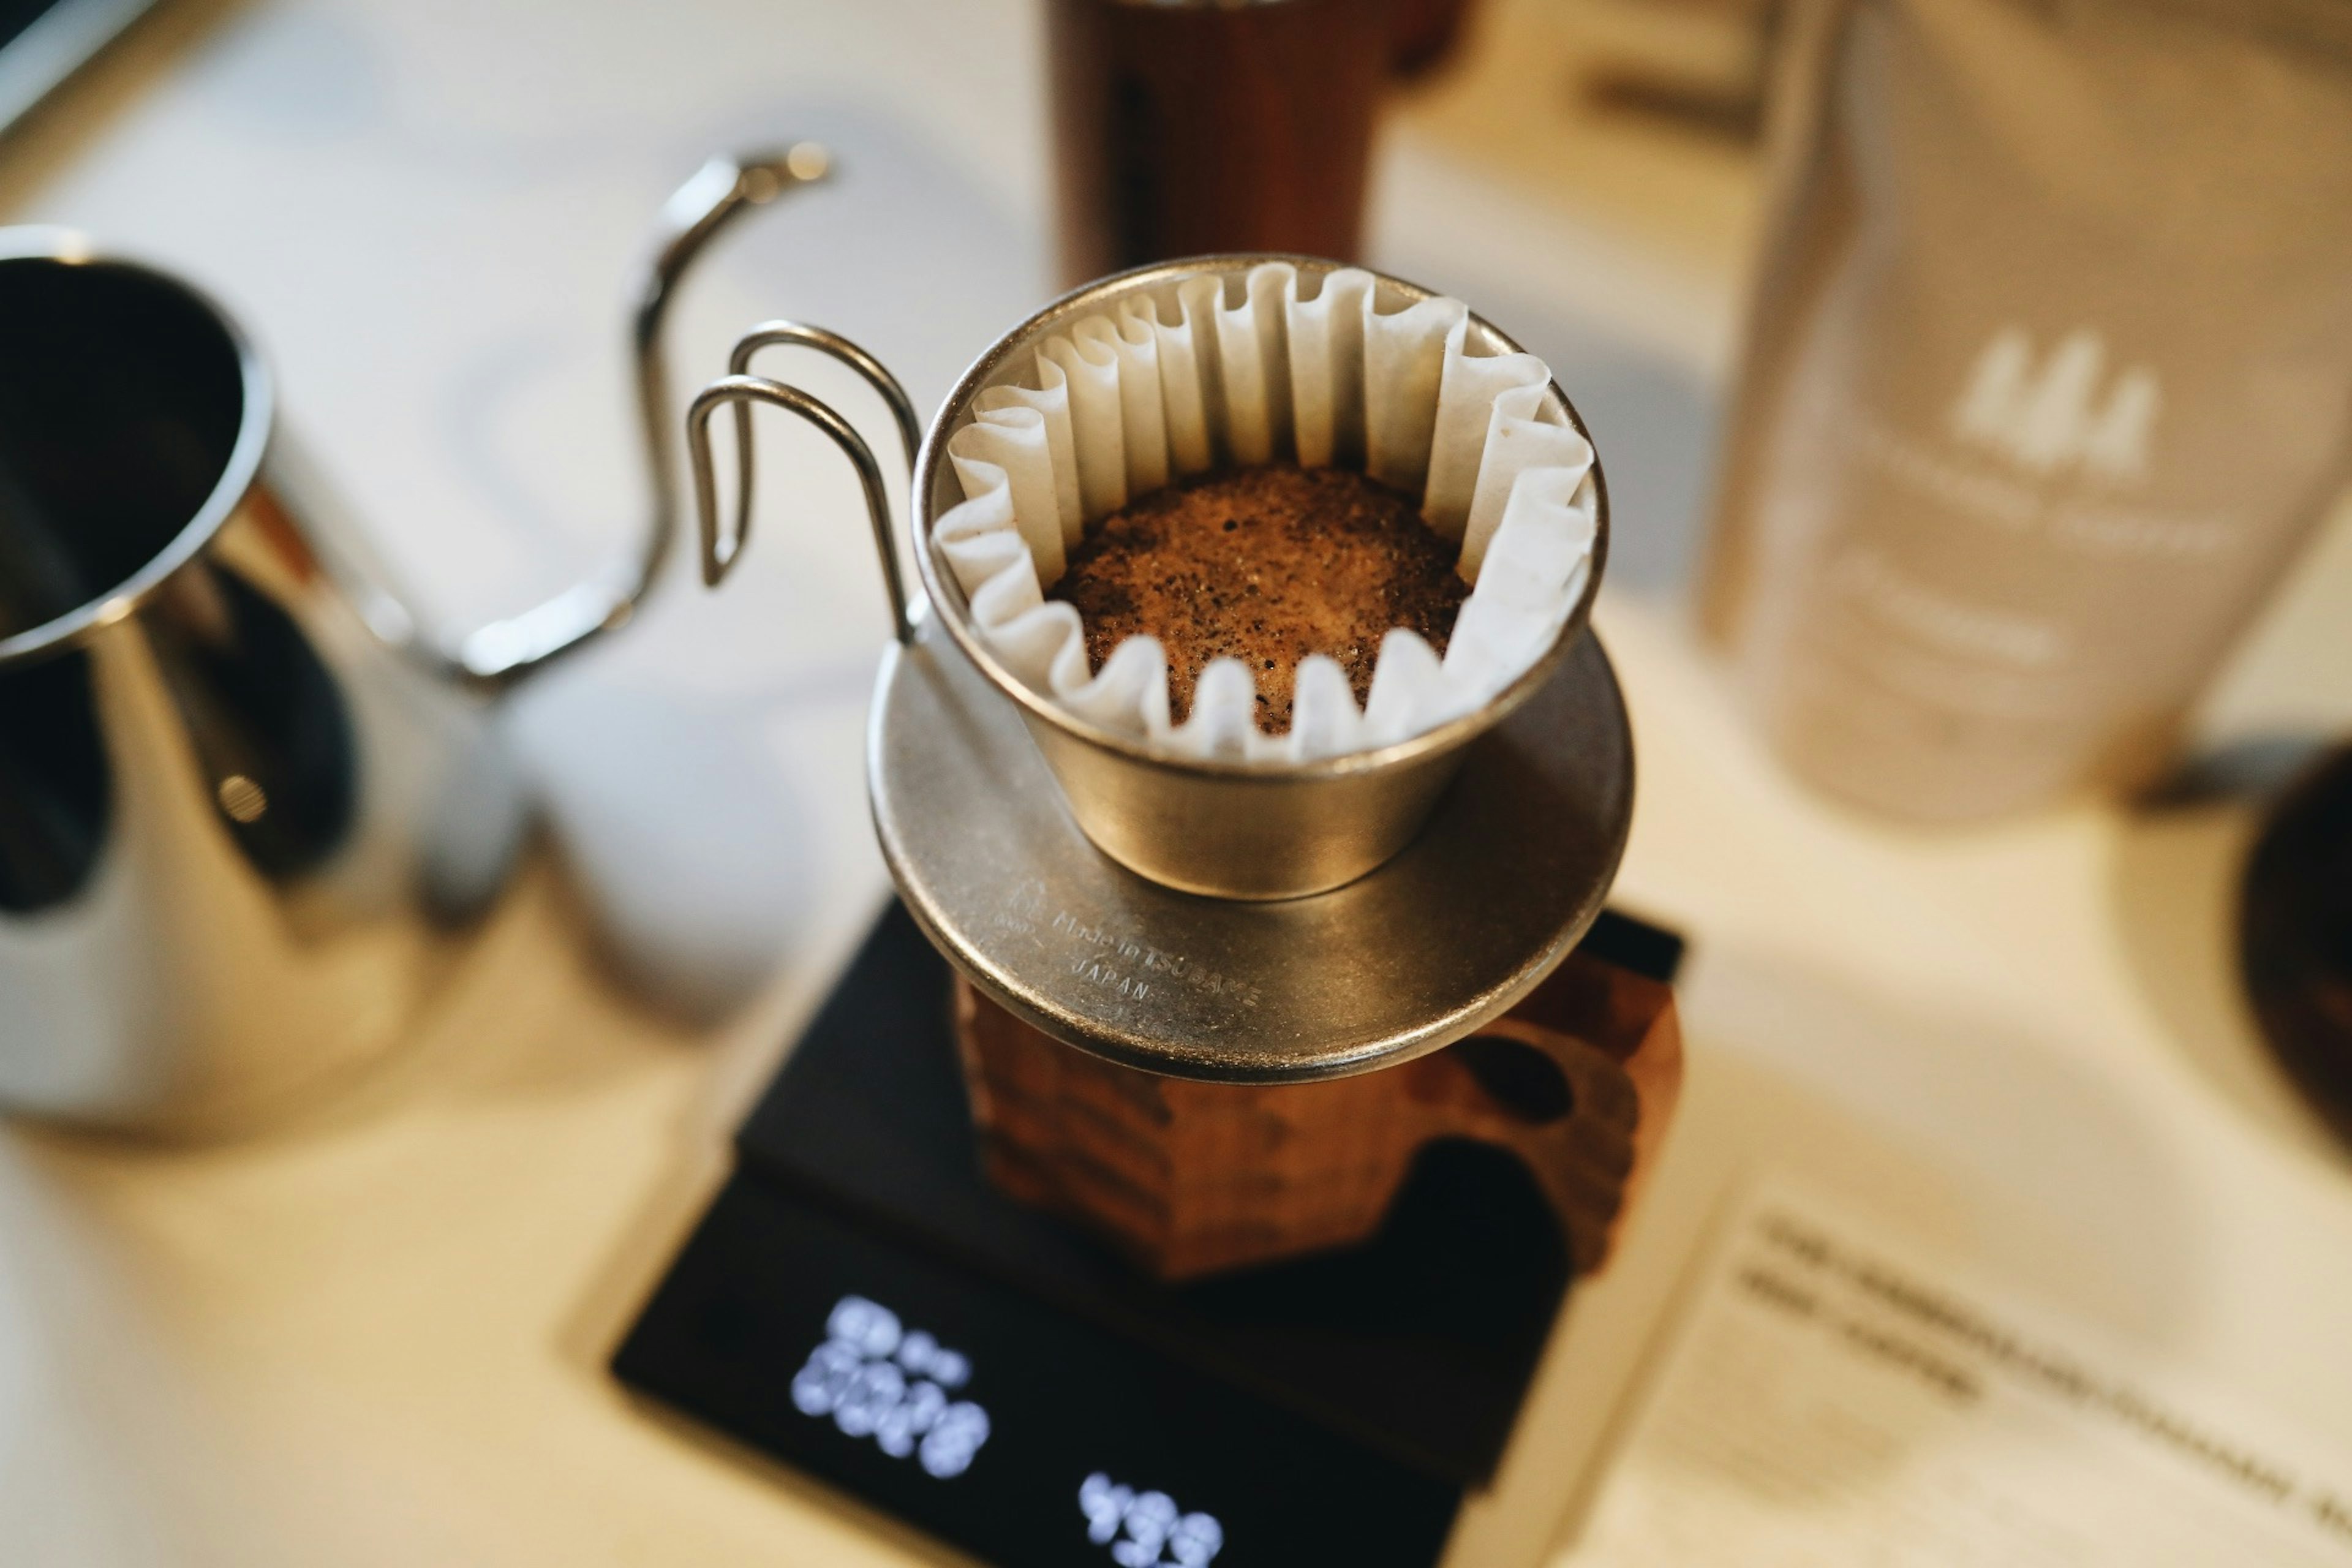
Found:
[0,146,831,1133]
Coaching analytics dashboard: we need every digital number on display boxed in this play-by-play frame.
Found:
[1080,1472,1225,1566]
[791,1295,990,1479]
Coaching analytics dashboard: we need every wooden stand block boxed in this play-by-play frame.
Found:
[955,947,1683,1283]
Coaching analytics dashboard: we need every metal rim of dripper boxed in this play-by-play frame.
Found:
[866,603,1637,1082]
[907,253,1612,786]
[0,228,276,670]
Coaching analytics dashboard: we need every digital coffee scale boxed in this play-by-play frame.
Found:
[611,247,1682,1567]
[616,893,1679,1568]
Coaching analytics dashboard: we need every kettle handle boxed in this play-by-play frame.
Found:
[450,145,835,688]
[683,323,921,646]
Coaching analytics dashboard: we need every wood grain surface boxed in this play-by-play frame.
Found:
[956,946,1683,1281]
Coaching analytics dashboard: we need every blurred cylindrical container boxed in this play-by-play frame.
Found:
[1045,0,1399,286]
[1700,0,2352,823]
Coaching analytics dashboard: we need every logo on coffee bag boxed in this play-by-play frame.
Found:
[1950,326,2158,483]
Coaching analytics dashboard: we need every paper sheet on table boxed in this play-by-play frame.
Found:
[1559,1177,2352,1567]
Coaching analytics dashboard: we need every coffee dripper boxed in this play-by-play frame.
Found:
[0,147,831,1133]
[687,255,1681,1277]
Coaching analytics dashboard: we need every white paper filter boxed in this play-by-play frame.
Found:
[933,263,1597,763]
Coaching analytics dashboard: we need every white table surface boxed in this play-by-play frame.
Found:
[4,1,2350,1563]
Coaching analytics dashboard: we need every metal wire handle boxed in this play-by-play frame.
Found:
[686,371,915,646]
[451,145,832,688]
[725,322,921,537]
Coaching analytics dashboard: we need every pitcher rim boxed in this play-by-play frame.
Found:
[0,227,274,669]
